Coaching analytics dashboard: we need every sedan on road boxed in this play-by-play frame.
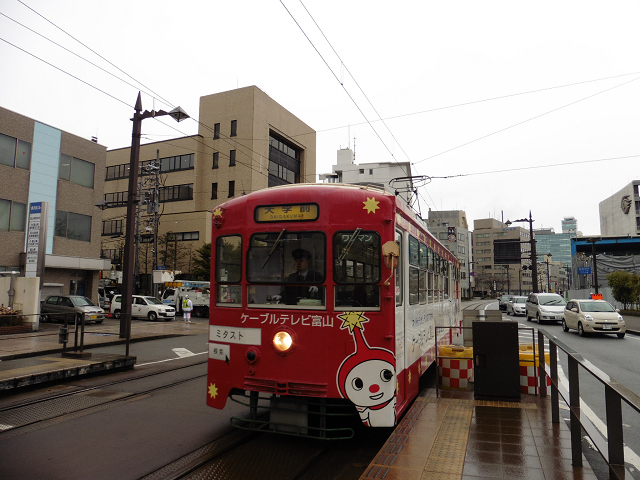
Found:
[562,299,626,338]
[41,295,105,324]
[506,296,527,316]
[110,295,176,321]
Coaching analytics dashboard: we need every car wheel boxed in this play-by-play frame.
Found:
[617,332,625,338]
[562,319,569,332]
[506,309,510,315]
[113,309,121,319]
[578,323,585,337]
[95,320,103,324]
[74,313,83,324]
[536,313,542,324]
[40,314,49,322]
[148,311,158,322]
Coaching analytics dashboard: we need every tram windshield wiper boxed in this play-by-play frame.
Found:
[338,228,362,262]
[262,228,286,269]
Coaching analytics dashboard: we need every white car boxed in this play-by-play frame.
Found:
[562,299,626,338]
[110,295,176,321]
[506,296,527,316]
[526,293,567,324]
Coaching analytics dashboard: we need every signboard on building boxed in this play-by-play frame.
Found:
[25,202,48,278]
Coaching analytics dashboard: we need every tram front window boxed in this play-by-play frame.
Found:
[247,231,326,308]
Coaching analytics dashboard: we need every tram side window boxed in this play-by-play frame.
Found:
[334,230,380,309]
[409,236,429,305]
[395,230,402,306]
[247,231,326,308]
[215,235,242,306]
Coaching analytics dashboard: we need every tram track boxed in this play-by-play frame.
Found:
[0,361,207,437]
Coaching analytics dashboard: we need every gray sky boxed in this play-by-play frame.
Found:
[1,0,638,236]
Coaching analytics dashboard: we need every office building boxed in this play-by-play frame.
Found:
[0,106,110,303]
[102,86,316,289]
[426,210,471,298]
[599,181,640,236]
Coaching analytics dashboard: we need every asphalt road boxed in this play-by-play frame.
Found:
[0,333,246,480]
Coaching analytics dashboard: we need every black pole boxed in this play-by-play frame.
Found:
[529,211,538,293]
[121,93,143,353]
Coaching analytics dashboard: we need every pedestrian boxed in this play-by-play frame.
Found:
[182,294,193,323]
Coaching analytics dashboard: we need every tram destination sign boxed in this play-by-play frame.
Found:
[255,203,318,222]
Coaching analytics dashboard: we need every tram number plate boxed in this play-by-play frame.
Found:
[602,324,612,330]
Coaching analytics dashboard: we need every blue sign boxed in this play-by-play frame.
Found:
[578,267,591,275]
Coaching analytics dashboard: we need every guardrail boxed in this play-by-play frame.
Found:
[537,328,640,480]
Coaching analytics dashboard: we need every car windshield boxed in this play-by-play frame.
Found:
[580,301,615,313]
[71,296,95,307]
[144,297,163,305]
[512,297,527,303]
[500,295,511,302]
[539,295,566,306]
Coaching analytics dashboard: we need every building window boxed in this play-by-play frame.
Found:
[0,133,31,170]
[214,123,220,140]
[212,152,219,169]
[268,133,300,188]
[0,199,26,231]
[228,180,235,198]
[56,210,91,241]
[104,191,128,207]
[102,219,123,236]
[172,231,199,241]
[106,163,129,180]
[369,169,373,175]
[159,184,193,202]
[212,182,218,199]
[229,150,236,167]
[359,169,364,174]
[230,120,237,137]
[60,154,95,188]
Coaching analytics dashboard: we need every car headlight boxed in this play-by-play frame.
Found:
[584,314,593,322]
[618,315,624,322]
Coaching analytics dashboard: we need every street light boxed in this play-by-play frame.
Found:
[510,212,538,293]
[121,93,189,355]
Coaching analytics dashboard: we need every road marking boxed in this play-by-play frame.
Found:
[136,350,207,367]
[173,348,196,358]
[557,364,640,471]
[0,424,14,431]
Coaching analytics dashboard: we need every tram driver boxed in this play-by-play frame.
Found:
[275,248,322,305]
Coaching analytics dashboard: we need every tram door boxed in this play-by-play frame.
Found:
[394,230,406,410]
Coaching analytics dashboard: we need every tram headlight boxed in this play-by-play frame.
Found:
[273,331,293,353]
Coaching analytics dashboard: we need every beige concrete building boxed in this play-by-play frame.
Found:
[472,218,532,296]
[102,86,316,289]
[599,180,640,236]
[0,106,110,305]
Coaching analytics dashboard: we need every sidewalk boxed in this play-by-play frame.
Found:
[0,317,208,393]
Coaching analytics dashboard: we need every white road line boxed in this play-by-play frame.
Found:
[136,350,207,367]
[557,364,640,471]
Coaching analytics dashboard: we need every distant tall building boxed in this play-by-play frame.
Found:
[426,210,471,298]
[533,227,571,292]
[599,181,640,236]
[471,218,532,296]
[561,217,577,237]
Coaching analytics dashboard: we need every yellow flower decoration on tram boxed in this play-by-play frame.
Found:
[208,383,219,399]
[363,197,380,214]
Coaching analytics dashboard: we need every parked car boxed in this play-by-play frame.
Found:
[498,294,513,311]
[506,296,527,316]
[526,293,567,324]
[563,299,626,338]
[41,295,105,324]
[110,295,176,321]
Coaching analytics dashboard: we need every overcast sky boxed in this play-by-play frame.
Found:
[1,1,638,236]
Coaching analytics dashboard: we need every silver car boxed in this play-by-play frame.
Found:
[562,299,625,338]
[41,295,105,324]
[526,293,566,324]
[506,296,527,316]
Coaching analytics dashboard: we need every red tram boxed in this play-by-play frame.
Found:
[207,183,461,438]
